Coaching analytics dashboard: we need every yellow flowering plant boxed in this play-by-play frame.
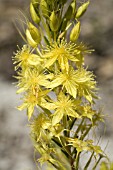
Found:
[13,0,109,169]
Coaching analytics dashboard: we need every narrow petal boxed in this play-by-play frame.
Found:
[44,56,57,68]
[47,75,64,88]
[52,111,63,126]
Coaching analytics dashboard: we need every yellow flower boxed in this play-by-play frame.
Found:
[81,105,96,121]
[30,113,51,141]
[13,45,42,70]
[16,68,49,94]
[47,67,96,102]
[42,39,79,71]
[41,92,81,125]
[66,138,103,155]
[74,42,93,67]
[17,90,49,120]
[18,92,38,120]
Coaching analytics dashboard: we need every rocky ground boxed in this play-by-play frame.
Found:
[0,0,113,170]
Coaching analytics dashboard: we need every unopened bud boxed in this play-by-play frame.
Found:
[50,11,59,32]
[26,22,41,47]
[28,22,41,43]
[71,0,76,16]
[61,18,68,32]
[65,5,73,20]
[32,0,39,8]
[76,1,90,18]
[30,3,40,24]
[70,22,80,42]
[40,0,48,18]
[26,29,37,47]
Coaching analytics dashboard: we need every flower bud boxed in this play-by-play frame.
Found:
[50,11,59,32]
[32,0,39,8]
[76,1,90,18]
[26,29,37,47]
[65,5,73,20]
[40,0,48,18]
[30,3,40,24]
[61,18,68,32]
[31,0,40,9]
[71,0,76,16]
[70,22,80,42]
[26,22,41,47]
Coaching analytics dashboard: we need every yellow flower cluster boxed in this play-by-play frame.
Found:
[13,0,107,169]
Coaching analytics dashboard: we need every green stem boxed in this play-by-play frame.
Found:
[80,116,99,141]
[39,12,52,42]
[63,115,67,136]
[84,152,94,170]
[69,118,77,130]
[36,48,43,57]
[80,124,92,140]
[52,137,69,158]
[40,107,51,116]
[54,31,57,41]
[48,160,59,169]
[75,153,80,170]
[92,155,103,170]
[74,118,84,137]
[71,118,84,157]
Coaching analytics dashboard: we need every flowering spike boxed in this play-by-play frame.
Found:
[13,0,108,169]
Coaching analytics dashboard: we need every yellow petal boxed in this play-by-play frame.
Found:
[52,111,63,126]
[27,105,34,120]
[17,103,27,111]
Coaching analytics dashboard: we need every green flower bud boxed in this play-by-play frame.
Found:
[71,0,76,16]
[61,18,68,32]
[40,0,48,18]
[26,29,37,47]
[65,5,73,21]
[26,22,41,47]
[76,1,90,19]
[70,22,80,42]
[30,3,40,24]
[50,11,59,32]
[32,0,39,8]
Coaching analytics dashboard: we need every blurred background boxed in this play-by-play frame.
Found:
[0,0,113,170]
